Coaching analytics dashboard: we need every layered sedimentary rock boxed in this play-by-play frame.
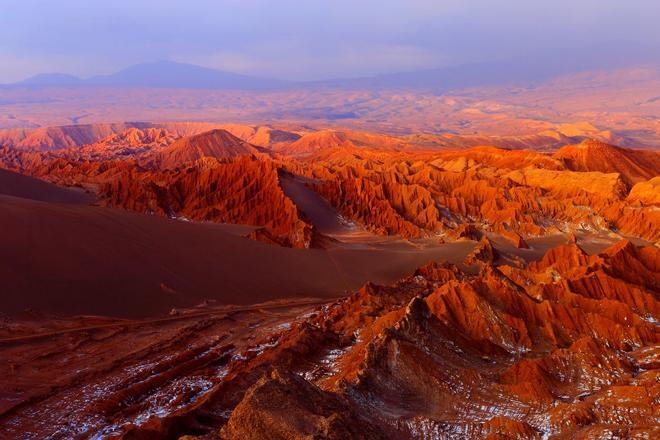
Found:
[289,145,659,244]
[0,129,314,247]
[156,129,265,169]
[554,140,660,186]
[98,156,314,248]
[1,128,659,247]
[1,123,659,438]
[84,240,658,439]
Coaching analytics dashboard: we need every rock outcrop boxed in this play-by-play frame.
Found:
[109,240,659,439]
[554,139,660,186]
[220,370,386,439]
[2,128,659,246]
[156,129,265,169]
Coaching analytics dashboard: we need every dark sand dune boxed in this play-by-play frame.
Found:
[0,194,474,318]
[279,173,350,235]
[0,168,96,204]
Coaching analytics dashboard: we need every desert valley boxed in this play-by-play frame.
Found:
[1,1,659,439]
[1,112,659,438]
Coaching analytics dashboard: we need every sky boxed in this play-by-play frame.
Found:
[1,0,659,82]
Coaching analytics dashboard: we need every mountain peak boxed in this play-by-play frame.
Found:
[7,61,287,90]
[554,140,660,185]
[85,60,287,90]
[17,73,83,87]
[157,128,263,168]
[577,139,619,150]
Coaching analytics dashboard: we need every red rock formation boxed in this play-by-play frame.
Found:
[220,370,386,439]
[1,128,658,246]
[280,130,357,157]
[465,236,497,265]
[156,129,265,169]
[628,176,660,206]
[161,239,657,439]
[440,146,565,170]
[247,126,301,148]
[294,144,659,243]
[450,223,484,240]
[313,176,426,238]
[98,156,313,248]
[1,234,658,439]
[73,127,176,160]
[0,122,155,151]
[554,139,660,186]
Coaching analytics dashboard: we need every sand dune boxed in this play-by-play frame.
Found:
[1,122,657,439]
[279,173,351,235]
[0,192,474,318]
[0,168,96,204]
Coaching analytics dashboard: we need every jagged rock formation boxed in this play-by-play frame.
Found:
[465,236,497,265]
[74,127,177,160]
[289,146,659,244]
[450,223,484,241]
[0,130,313,247]
[554,140,660,186]
[220,370,386,439]
[216,241,659,438]
[98,156,314,248]
[65,240,656,439]
[1,127,659,247]
[0,122,155,151]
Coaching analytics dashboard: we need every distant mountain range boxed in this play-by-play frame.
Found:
[4,42,659,91]
[10,60,288,90]
[316,42,660,90]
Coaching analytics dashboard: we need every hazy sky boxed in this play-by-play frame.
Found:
[1,0,658,82]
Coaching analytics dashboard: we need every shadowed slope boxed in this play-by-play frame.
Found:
[24,240,653,439]
[0,193,474,317]
[0,168,95,204]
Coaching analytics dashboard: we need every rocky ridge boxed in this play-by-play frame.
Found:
[107,240,660,439]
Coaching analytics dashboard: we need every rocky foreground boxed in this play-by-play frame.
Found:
[193,240,660,440]
[1,239,657,439]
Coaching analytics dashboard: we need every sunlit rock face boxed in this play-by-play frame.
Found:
[101,240,657,439]
[0,123,658,438]
[2,126,659,246]
[2,239,657,438]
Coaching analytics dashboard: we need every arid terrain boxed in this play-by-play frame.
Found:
[2,66,659,149]
[0,111,658,438]
[3,0,660,435]
[2,238,658,439]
